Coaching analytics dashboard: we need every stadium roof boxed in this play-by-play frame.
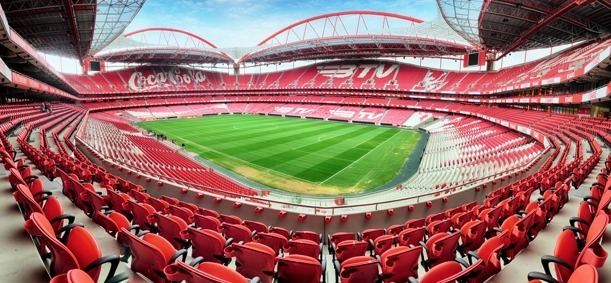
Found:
[239,11,478,64]
[93,28,235,65]
[1,0,145,61]
[92,11,478,66]
[438,0,611,59]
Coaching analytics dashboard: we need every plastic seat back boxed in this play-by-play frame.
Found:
[242,220,268,233]
[50,269,95,283]
[423,232,461,270]
[404,218,425,228]
[339,256,379,283]
[575,213,609,268]
[427,219,453,236]
[459,221,487,254]
[123,200,155,230]
[148,213,189,249]
[166,204,194,224]
[285,239,321,260]
[218,214,242,225]
[224,242,275,283]
[372,235,395,256]
[191,213,221,231]
[398,227,426,247]
[180,226,228,264]
[380,245,421,283]
[164,261,250,283]
[219,223,252,243]
[292,230,322,243]
[252,232,288,255]
[118,228,178,283]
[276,254,322,283]
[335,240,368,263]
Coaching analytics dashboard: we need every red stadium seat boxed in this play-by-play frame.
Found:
[276,254,324,283]
[458,220,487,255]
[243,220,269,233]
[426,219,453,236]
[147,213,189,249]
[180,226,231,265]
[118,228,187,283]
[404,218,426,228]
[380,245,422,283]
[284,239,322,261]
[415,260,482,283]
[528,264,598,283]
[218,223,253,243]
[224,242,275,283]
[25,213,122,282]
[252,232,288,255]
[164,261,256,283]
[292,230,322,243]
[371,234,395,256]
[421,232,461,270]
[332,240,368,262]
[269,226,291,239]
[122,200,156,232]
[50,269,96,283]
[190,213,221,231]
[335,256,380,283]
[397,227,426,247]
[499,211,535,263]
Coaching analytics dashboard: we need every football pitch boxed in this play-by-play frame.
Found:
[138,115,420,195]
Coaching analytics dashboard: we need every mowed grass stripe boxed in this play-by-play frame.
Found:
[137,115,419,195]
[294,128,398,182]
[249,126,376,170]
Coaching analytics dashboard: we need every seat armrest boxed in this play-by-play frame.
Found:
[56,223,85,243]
[527,271,560,283]
[189,256,205,266]
[49,214,76,225]
[455,257,470,268]
[170,249,188,263]
[83,254,121,283]
[541,255,573,276]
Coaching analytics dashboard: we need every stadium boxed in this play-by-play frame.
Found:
[0,0,610,282]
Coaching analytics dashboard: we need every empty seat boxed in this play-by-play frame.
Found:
[276,254,324,283]
[397,227,426,247]
[147,213,189,249]
[224,242,275,283]
[380,245,422,283]
[25,212,123,282]
[118,228,187,283]
[528,264,598,283]
[284,239,322,261]
[332,240,368,262]
[164,261,257,283]
[335,256,379,283]
[421,232,460,270]
[252,232,288,255]
[218,223,253,243]
[180,226,231,265]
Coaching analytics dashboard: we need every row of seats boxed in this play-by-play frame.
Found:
[1,101,607,282]
[64,37,610,95]
[527,153,611,283]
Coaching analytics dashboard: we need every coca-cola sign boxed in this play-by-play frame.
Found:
[128,67,208,91]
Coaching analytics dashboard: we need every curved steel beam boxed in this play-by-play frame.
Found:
[257,10,423,46]
[124,27,218,48]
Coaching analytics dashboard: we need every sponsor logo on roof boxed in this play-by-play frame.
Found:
[128,67,208,91]
[317,64,398,79]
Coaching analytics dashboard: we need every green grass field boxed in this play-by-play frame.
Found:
[138,115,420,195]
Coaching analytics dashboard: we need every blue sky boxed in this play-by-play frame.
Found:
[125,0,441,47]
